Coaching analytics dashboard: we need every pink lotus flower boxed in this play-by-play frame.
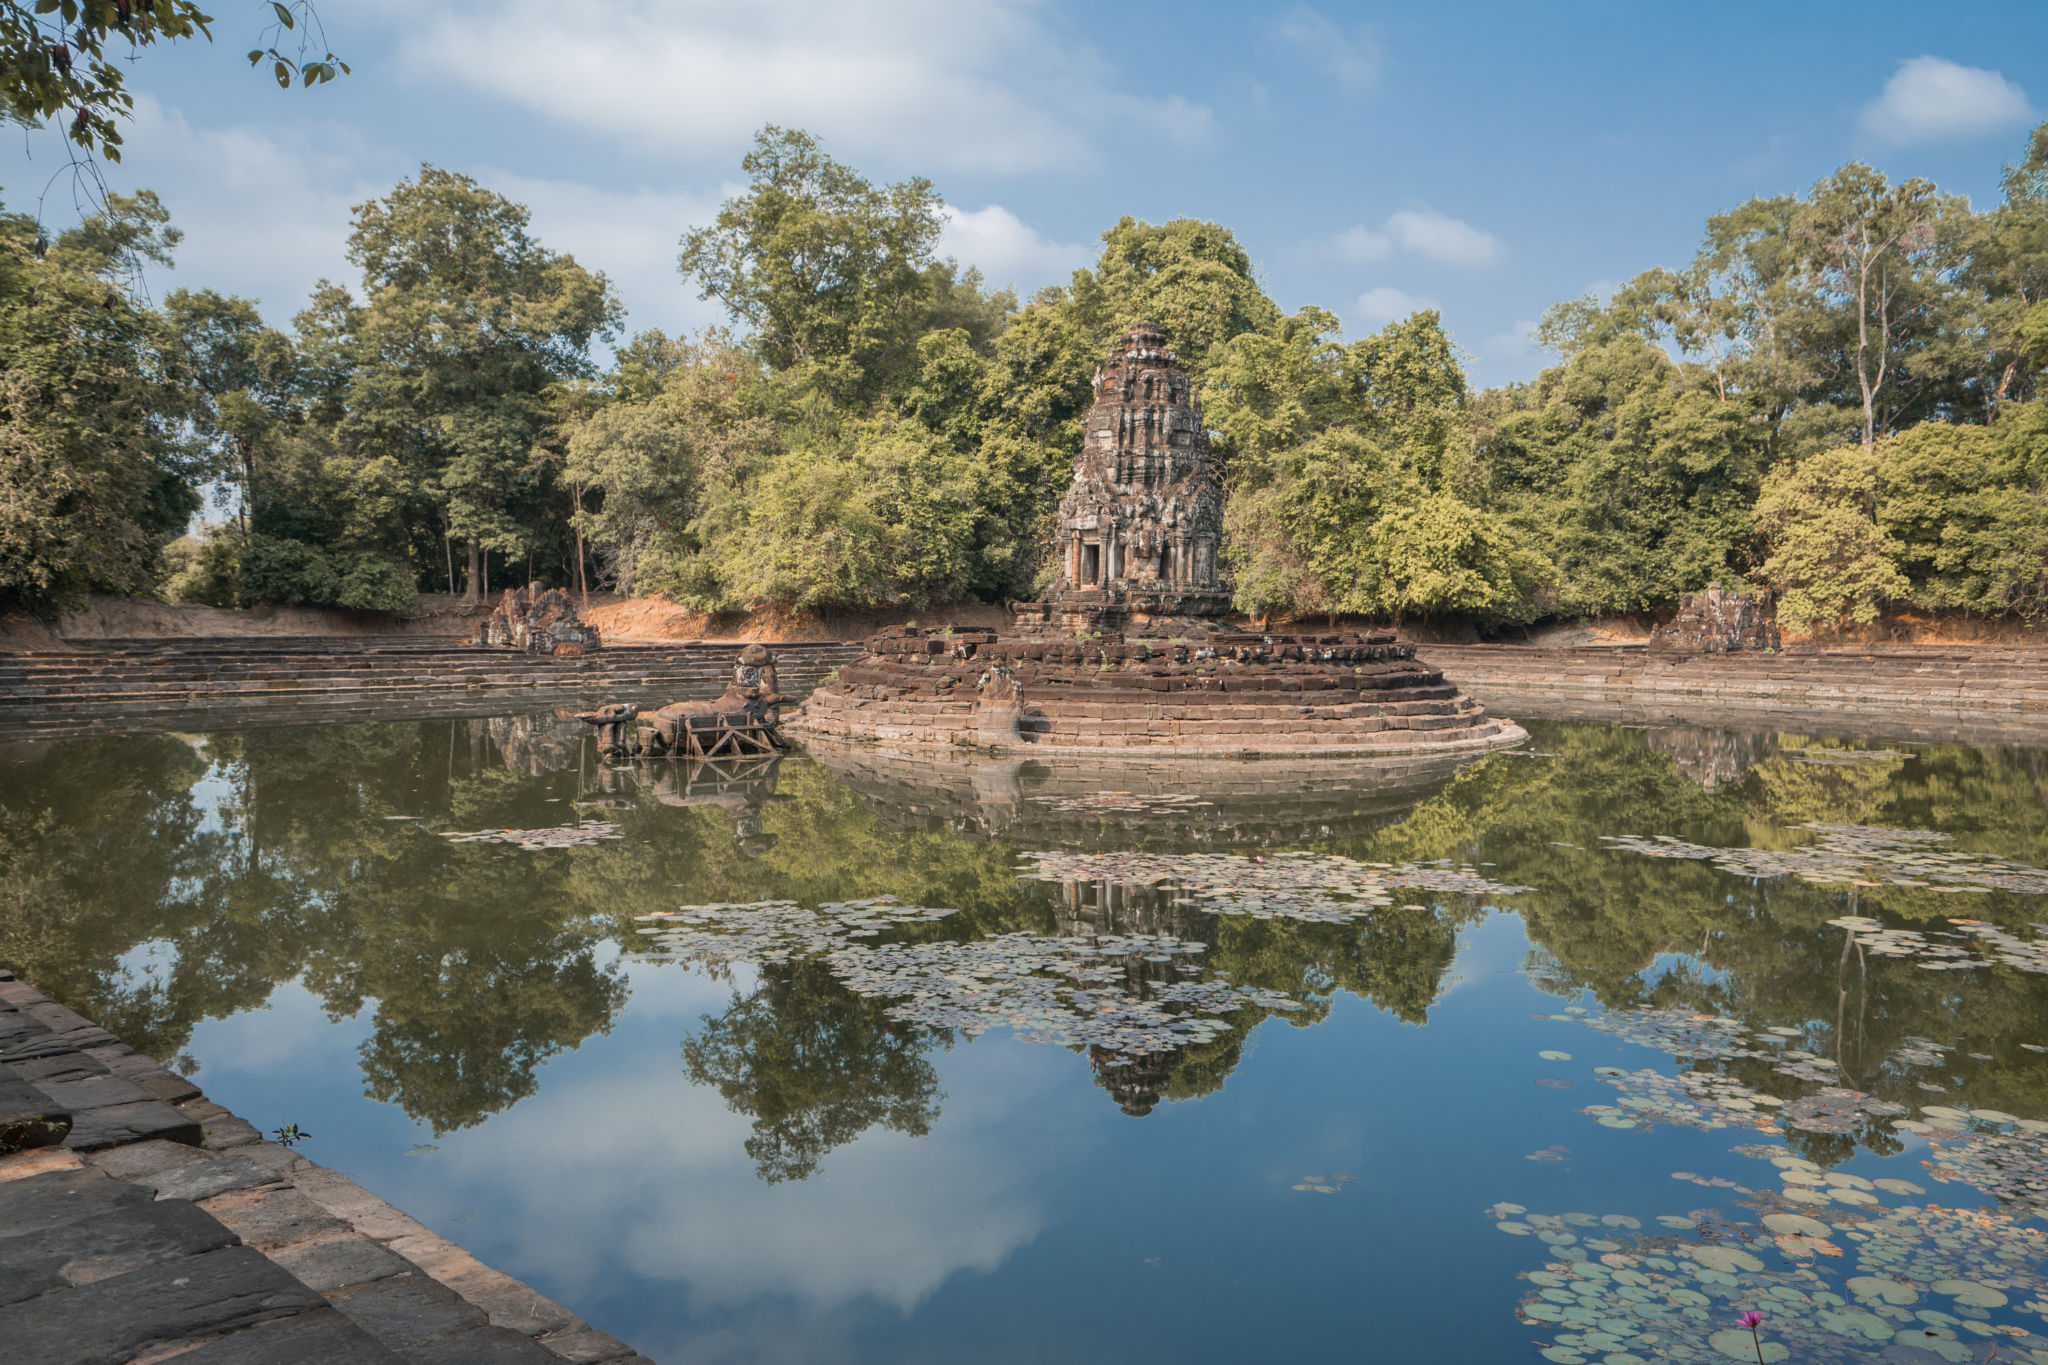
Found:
[1737,1311,1768,1365]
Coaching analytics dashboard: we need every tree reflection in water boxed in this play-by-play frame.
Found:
[0,713,2043,1179]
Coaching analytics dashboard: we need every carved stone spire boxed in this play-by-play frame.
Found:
[1023,321,1229,634]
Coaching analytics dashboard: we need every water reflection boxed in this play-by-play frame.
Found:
[2,717,2045,1170]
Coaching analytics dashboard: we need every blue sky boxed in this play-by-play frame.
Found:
[7,0,2047,386]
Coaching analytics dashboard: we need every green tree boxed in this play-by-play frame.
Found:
[1068,216,1281,376]
[340,166,620,603]
[1796,165,1971,449]
[562,398,695,599]
[1876,404,2048,619]
[679,126,1001,403]
[2,1,345,165]
[1479,335,1765,614]
[0,192,199,612]
[1211,308,1543,622]
[1754,444,1909,634]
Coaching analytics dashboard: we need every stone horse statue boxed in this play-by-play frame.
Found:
[577,644,789,760]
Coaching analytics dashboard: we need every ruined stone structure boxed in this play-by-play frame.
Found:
[578,645,787,759]
[1015,321,1229,635]
[1651,583,1780,653]
[472,584,603,655]
[792,321,1524,757]
[793,626,1520,756]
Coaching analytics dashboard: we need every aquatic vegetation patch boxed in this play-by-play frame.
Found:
[1603,823,2048,895]
[1828,916,2048,974]
[1580,1066,1908,1140]
[1543,1006,1864,1088]
[1581,1068,1783,1133]
[827,932,1300,1054]
[438,821,624,850]
[1015,850,1528,923]
[632,898,962,965]
[633,898,1306,1059]
[1893,1108,2048,1218]
[1542,1007,1762,1063]
[1490,1195,2048,1365]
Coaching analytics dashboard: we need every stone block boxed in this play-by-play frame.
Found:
[536,1325,656,1364]
[325,1271,559,1362]
[389,1231,580,1336]
[126,1143,303,1201]
[269,1233,417,1293]
[59,1095,204,1152]
[0,1146,82,1184]
[290,1163,434,1243]
[0,1075,71,1155]
[154,1304,404,1364]
[201,1184,355,1251]
[0,1187,238,1305]
[0,1165,154,1241]
[0,1243,333,1365]
[86,1137,209,1182]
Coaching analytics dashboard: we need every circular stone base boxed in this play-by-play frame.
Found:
[790,625,1526,759]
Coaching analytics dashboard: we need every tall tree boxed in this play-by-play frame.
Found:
[679,126,983,403]
[0,192,198,612]
[1068,216,1281,376]
[340,166,619,603]
[1795,165,1969,448]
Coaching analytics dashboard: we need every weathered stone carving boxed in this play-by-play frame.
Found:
[577,645,787,759]
[794,624,1523,756]
[472,584,603,655]
[1018,321,1229,635]
[790,322,1524,757]
[1652,583,1780,654]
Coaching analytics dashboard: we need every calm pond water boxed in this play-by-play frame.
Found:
[3,714,2047,1365]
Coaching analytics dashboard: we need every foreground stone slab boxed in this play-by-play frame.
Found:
[0,1234,394,1365]
[0,972,657,1365]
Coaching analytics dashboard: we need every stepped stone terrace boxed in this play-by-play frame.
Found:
[792,626,1523,757]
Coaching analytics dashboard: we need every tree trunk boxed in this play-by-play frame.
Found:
[1857,242,1877,450]
[464,537,481,606]
[575,525,588,607]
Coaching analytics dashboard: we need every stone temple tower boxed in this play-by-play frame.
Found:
[1016,321,1230,634]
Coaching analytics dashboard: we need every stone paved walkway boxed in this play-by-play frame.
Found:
[0,970,653,1365]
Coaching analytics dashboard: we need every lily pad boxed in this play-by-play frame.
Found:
[1709,1329,1788,1362]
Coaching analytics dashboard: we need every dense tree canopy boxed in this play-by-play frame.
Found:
[7,120,2048,629]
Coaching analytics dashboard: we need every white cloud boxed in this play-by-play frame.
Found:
[51,99,730,340]
[1352,285,1435,327]
[1385,209,1503,267]
[937,205,1090,293]
[1329,210,1502,270]
[392,0,1211,174]
[1278,6,1380,93]
[1860,56,2034,144]
[1332,224,1392,263]
[103,96,374,317]
[438,999,1084,1318]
